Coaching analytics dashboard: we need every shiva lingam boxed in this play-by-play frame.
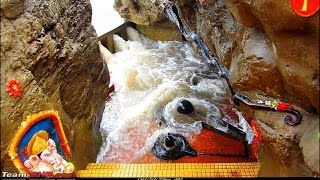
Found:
[152,133,197,160]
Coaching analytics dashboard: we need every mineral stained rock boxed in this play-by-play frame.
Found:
[1,0,110,170]
[114,0,319,176]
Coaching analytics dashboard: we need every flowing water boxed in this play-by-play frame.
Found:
[97,27,253,163]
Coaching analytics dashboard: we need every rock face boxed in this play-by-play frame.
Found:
[114,0,319,176]
[114,0,167,25]
[1,0,109,170]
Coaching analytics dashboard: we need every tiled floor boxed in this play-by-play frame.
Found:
[77,162,260,177]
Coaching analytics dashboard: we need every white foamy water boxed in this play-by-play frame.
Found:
[97,27,253,163]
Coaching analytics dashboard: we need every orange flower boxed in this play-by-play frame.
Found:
[7,79,23,98]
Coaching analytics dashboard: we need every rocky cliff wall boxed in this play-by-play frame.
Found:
[1,0,109,170]
[114,0,319,176]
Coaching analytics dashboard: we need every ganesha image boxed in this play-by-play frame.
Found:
[23,131,74,173]
[8,110,74,176]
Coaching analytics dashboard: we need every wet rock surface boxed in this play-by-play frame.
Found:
[136,21,184,41]
[1,0,109,170]
[114,0,319,176]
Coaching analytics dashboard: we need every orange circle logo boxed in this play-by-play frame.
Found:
[290,0,319,17]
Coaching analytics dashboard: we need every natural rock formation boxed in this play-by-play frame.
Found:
[1,0,109,170]
[136,21,184,42]
[114,0,167,25]
[114,0,319,176]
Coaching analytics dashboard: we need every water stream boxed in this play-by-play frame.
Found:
[97,27,253,163]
